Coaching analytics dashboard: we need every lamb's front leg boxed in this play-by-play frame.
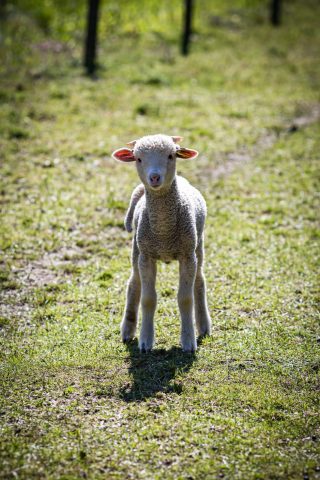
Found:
[178,254,197,352]
[121,238,141,342]
[138,254,157,352]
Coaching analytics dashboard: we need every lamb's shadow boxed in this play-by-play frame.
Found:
[119,340,197,402]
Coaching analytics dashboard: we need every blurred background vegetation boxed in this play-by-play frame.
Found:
[1,0,318,151]
[2,0,270,40]
[1,0,285,75]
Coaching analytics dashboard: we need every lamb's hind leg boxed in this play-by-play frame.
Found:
[121,237,141,342]
[194,235,211,337]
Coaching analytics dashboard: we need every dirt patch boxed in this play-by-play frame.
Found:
[209,152,252,180]
[10,246,88,289]
[32,40,69,54]
[288,103,320,130]
[0,245,88,327]
[0,293,32,326]
[207,103,320,180]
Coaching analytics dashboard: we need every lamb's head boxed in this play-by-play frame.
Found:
[112,134,198,192]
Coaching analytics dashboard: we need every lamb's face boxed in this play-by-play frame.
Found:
[112,134,198,188]
[134,137,177,192]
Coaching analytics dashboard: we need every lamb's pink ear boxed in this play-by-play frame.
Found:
[112,148,135,162]
[176,147,198,159]
[172,136,183,144]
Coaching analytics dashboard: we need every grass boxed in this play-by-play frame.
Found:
[0,0,320,478]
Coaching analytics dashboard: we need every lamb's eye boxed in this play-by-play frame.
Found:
[137,158,142,163]
[168,154,173,160]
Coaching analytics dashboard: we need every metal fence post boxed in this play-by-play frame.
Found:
[84,0,100,75]
[182,0,194,55]
[270,0,281,26]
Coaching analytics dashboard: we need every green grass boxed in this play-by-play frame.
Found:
[0,0,320,478]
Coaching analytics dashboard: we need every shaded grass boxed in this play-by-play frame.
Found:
[0,0,320,479]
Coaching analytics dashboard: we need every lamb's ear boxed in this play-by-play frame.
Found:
[126,139,137,148]
[112,148,136,162]
[176,147,198,159]
[171,136,183,144]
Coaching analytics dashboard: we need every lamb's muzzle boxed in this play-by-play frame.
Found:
[149,172,161,188]
[112,134,211,352]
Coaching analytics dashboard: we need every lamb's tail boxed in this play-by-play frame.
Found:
[124,184,145,232]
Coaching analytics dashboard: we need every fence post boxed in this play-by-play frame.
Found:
[270,0,281,26]
[84,0,100,75]
[0,0,8,18]
[182,0,193,55]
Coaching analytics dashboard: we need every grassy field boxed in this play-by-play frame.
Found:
[0,1,320,478]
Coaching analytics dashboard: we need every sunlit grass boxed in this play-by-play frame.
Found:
[0,1,319,478]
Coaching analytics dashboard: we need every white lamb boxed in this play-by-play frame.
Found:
[112,134,211,352]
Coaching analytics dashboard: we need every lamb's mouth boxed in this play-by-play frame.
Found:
[149,183,163,190]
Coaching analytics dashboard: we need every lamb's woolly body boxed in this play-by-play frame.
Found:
[114,134,211,352]
[133,176,206,262]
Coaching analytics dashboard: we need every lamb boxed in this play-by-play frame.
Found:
[112,134,211,352]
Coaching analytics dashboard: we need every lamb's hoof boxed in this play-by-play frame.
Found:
[197,319,212,338]
[182,346,197,353]
[198,328,211,338]
[139,344,151,353]
[181,338,197,353]
[121,320,136,343]
[121,330,135,343]
[122,336,133,344]
[139,340,153,353]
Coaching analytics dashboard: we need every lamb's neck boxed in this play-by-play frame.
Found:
[145,179,179,236]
